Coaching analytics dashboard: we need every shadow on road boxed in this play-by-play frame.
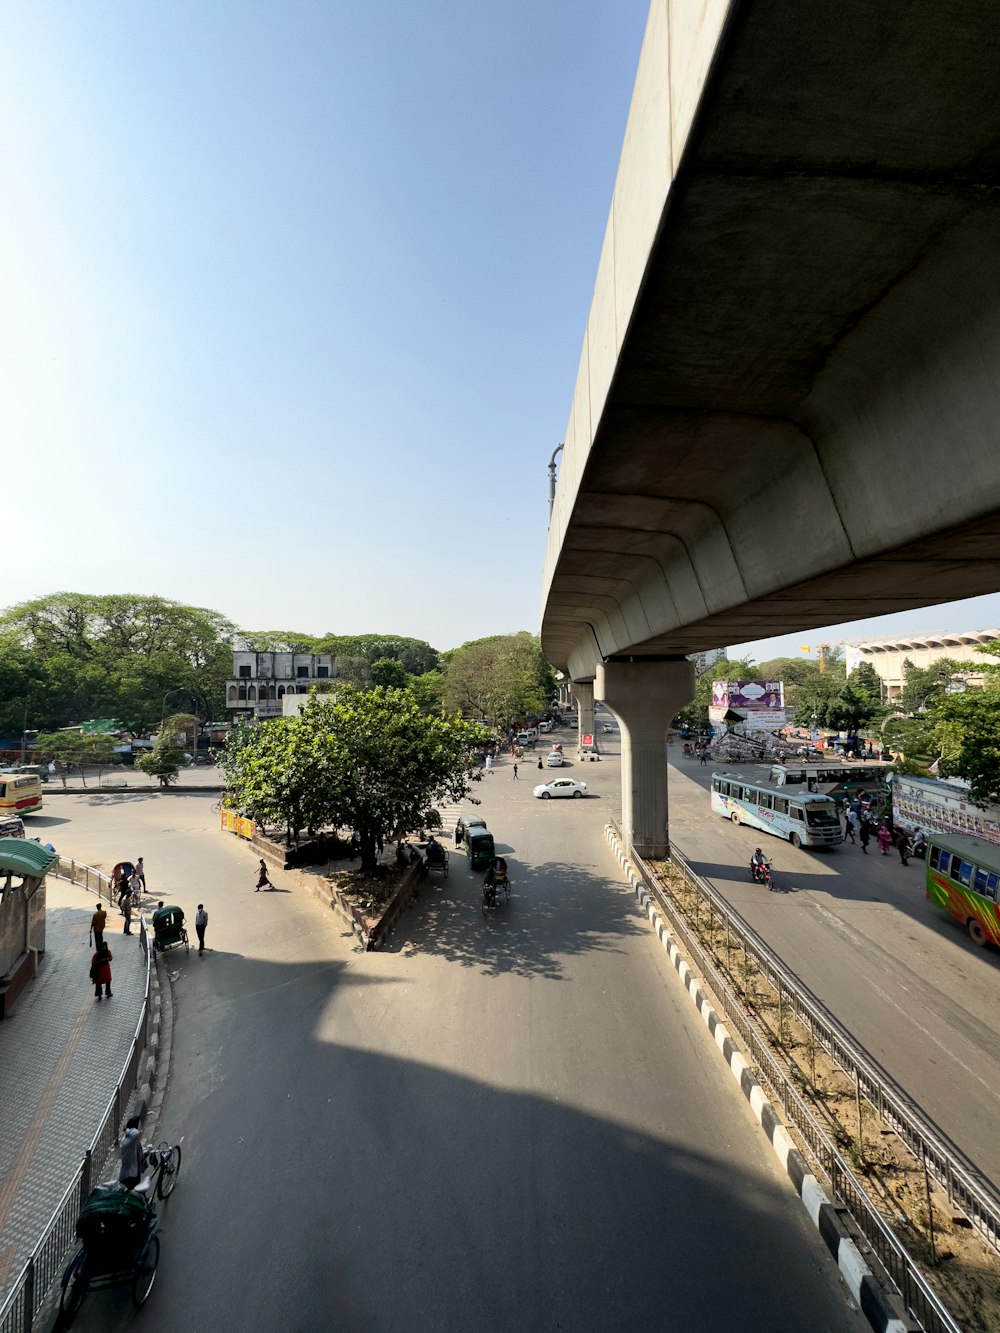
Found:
[384,859,646,980]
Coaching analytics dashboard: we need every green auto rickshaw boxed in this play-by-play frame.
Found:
[464,827,495,871]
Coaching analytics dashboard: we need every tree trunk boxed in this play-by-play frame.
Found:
[359,830,378,874]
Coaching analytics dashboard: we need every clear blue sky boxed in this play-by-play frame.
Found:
[3,4,997,660]
[2,1,649,648]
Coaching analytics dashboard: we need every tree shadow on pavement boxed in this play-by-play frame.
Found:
[382,859,647,980]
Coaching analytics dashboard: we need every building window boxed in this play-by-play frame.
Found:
[238,685,247,701]
[317,666,329,678]
[239,665,252,678]
[248,686,257,701]
[277,686,285,697]
[296,665,309,678]
[227,686,237,703]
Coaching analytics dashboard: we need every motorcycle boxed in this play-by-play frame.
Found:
[750,859,774,890]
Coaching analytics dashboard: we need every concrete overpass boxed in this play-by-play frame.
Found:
[540,1,1000,855]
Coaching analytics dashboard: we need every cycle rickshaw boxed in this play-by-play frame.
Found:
[151,905,189,956]
[59,1183,160,1318]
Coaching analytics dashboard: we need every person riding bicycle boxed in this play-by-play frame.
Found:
[749,847,771,882]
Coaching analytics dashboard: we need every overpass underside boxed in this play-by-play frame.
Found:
[542,1,1000,853]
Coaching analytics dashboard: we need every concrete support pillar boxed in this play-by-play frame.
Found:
[596,658,695,859]
[570,680,595,744]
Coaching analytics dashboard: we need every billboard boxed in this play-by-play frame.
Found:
[710,680,786,732]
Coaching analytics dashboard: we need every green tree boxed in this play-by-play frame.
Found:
[934,691,1000,805]
[369,657,409,690]
[849,660,883,705]
[222,690,488,867]
[442,633,553,725]
[313,634,439,676]
[136,716,191,788]
[0,592,236,733]
[897,658,964,713]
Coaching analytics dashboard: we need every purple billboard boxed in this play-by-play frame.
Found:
[711,681,784,711]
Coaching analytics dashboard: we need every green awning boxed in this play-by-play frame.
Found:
[0,839,57,877]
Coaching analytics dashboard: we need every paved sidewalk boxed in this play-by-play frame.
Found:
[41,765,224,795]
[0,879,147,1306]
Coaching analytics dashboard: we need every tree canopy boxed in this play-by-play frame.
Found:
[221,689,489,869]
[442,633,554,725]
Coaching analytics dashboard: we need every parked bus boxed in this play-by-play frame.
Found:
[925,832,1000,948]
[767,761,889,806]
[711,772,842,848]
[0,773,43,817]
[892,773,1000,849]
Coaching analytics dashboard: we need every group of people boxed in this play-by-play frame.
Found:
[844,803,926,863]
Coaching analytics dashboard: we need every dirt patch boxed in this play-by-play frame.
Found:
[325,864,407,919]
[651,858,1000,1333]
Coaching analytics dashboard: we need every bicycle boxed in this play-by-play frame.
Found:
[145,1138,183,1200]
[481,873,510,916]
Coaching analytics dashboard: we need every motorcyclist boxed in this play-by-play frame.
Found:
[910,829,928,859]
[749,847,771,883]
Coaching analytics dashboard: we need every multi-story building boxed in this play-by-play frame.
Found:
[226,652,336,720]
[845,630,1000,702]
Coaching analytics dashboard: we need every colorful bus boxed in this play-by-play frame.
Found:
[711,772,842,848]
[925,832,1000,948]
[767,761,889,806]
[0,773,43,817]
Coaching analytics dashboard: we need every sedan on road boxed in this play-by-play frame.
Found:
[533,778,587,799]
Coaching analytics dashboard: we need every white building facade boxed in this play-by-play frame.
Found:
[845,630,1000,702]
[226,652,336,720]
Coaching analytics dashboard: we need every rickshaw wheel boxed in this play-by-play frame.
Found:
[157,1143,182,1199]
[132,1234,159,1307]
[60,1250,86,1319]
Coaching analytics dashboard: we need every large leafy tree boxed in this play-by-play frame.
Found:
[442,633,554,725]
[0,593,236,733]
[313,634,439,676]
[222,689,488,868]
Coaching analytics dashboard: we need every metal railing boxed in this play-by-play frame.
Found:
[609,821,964,1333]
[0,861,152,1333]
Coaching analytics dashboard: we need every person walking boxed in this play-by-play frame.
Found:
[844,809,858,844]
[877,821,893,855]
[133,857,146,891]
[90,903,107,951]
[90,941,113,1000]
[122,893,133,936]
[255,859,273,892]
[699,747,708,765]
[485,753,493,773]
[195,903,208,954]
[512,763,519,781]
[858,821,871,855]
[895,827,910,866]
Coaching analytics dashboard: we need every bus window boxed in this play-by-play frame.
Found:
[759,793,773,810]
[711,778,721,793]
[954,860,973,888]
[935,849,950,874]
[789,804,804,821]
[785,772,805,784]
[806,805,839,826]
[773,797,788,815]
[974,868,1000,901]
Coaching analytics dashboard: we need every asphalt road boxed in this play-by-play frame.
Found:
[43,773,865,1333]
[579,718,1000,1187]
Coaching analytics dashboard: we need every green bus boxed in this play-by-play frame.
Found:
[925,832,1000,948]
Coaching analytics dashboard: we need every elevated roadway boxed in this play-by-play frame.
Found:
[540,1,1000,854]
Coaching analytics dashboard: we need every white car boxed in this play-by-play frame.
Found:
[533,778,587,799]
[545,751,564,767]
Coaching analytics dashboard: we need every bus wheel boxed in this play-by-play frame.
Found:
[730,812,740,826]
[967,918,988,947]
[789,833,802,850]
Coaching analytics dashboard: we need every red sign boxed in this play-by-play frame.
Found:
[581,734,594,747]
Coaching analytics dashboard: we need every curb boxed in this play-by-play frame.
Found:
[605,824,912,1333]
